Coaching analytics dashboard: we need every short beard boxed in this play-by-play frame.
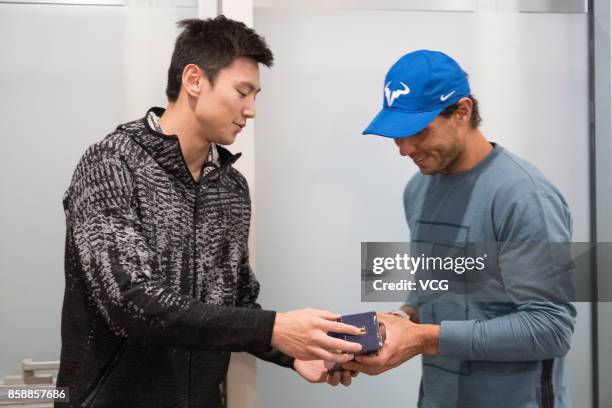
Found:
[438,141,464,175]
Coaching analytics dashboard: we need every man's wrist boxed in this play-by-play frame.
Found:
[270,312,285,349]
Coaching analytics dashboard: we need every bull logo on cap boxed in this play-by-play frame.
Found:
[384,81,410,107]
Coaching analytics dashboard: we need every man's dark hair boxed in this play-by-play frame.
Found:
[166,15,274,102]
[438,73,481,128]
[439,95,482,129]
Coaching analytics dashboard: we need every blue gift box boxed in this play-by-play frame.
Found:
[329,311,383,356]
[326,311,383,373]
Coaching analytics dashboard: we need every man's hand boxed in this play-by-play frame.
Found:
[294,359,358,386]
[271,309,363,362]
[342,312,440,376]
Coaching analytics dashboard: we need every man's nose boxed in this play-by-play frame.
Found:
[243,101,256,119]
[397,138,417,156]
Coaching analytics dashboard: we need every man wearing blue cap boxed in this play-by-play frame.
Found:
[344,50,575,407]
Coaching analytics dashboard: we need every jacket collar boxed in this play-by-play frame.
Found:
[127,107,241,186]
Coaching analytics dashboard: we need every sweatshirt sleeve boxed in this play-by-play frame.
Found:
[65,150,277,352]
[438,190,576,361]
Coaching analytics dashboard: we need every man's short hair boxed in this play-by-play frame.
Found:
[166,15,274,102]
[439,95,482,129]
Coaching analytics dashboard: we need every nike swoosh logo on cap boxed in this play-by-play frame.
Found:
[440,90,456,102]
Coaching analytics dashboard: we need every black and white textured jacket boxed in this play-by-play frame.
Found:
[56,107,292,408]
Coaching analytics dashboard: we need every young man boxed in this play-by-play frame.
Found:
[345,50,576,407]
[56,16,361,408]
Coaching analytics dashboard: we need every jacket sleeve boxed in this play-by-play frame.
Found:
[438,190,576,361]
[232,216,295,368]
[249,345,295,369]
[65,148,277,352]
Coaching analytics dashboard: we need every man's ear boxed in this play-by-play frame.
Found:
[181,64,210,98]
[454,97,473,127]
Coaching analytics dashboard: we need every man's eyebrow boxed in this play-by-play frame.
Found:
[238,81,261,93]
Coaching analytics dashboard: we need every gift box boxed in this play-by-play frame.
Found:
[326,311,383,373]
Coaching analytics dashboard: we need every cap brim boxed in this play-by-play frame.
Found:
[362,108,444,138]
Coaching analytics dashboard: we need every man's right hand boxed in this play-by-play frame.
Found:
[271,308,363,362]
[342,312,440,376]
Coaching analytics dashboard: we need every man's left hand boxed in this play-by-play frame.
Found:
[342,312,440,376]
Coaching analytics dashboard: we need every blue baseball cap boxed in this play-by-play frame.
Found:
[362,50,471,138]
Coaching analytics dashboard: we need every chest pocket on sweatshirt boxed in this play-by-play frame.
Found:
[413,220,469,243]
[412,220,470,303]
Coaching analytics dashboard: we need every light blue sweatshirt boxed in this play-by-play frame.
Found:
[403,144,576,408]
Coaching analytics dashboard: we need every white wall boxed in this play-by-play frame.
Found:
[253,6,592,407]
[0,3,197,379]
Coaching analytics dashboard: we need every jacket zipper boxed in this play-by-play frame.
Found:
[188,167,222,407]
[80,339,127,407]
[188,188,198,408]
